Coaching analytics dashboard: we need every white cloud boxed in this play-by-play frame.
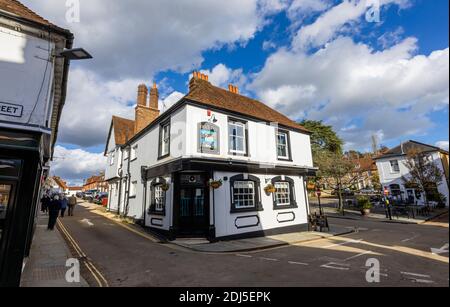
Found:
[51,146,106,186]
[251,36,449,149]
[160,91,185,112]
[436,141,449,151]
[292,0,410,51]
[200,64,246,88]
[22,0,282,79]
[58,68,147,147]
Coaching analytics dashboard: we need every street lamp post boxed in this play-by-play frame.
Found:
[316,187,323,216]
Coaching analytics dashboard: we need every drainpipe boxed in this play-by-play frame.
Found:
[141,166,148,227]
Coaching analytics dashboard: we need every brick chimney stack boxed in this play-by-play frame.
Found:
[189,71,209,92]
[135,83,160,134]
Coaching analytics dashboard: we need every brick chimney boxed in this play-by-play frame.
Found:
[228,84,239,94]
[189,71,209,92]
[135,83,160,134]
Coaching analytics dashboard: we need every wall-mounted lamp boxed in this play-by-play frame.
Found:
[57,48,92,60]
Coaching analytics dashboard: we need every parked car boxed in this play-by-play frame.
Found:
[83,190,98,202]
[331,188,355,196]
[94,192,108,205]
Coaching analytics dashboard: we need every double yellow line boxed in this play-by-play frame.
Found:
[57,220,109,287]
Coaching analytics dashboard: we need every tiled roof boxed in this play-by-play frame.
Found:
[185,78,309,133]
[112,116,135,146]
[0,0,53,26]
[376,140,449,159]
[67,186,82,191]
[84,175,105,185]
[53,176,68,190]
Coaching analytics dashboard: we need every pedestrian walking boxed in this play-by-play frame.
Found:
[41,194,50,214]
[48,195,62,230]
[60,195,68,217]
[68,194,77,216]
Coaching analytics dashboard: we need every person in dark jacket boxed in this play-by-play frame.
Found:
[41,194,50,214]
[48,195,62,230]
[60,195,68,217]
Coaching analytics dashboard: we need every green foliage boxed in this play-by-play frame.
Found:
[357,196,373,210]
[300,120,343,161]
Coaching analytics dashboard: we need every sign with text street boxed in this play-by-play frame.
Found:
[0,102,23,118]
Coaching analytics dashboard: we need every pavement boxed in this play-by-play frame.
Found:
[52,201,448,287]
[20,212,89,287]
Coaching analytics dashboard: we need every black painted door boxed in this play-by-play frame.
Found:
[178,187,208,235]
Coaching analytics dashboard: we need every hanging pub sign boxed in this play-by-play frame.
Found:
[197,122,220,154]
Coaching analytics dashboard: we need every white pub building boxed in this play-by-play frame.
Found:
[104,73,316,241]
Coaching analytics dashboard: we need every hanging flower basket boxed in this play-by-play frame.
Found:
[264,184,276,194]
[208,179,223,189]
[161,183,170,191]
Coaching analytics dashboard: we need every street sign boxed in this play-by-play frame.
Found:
[316,189,322,197]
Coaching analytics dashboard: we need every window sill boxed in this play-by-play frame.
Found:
[158,154,170,161]
[230,205,264,214]
[129,195,136,199]
[130,158,137,162]
[277,157,293,162]
[273,203,298,210]
[148,210,166,216]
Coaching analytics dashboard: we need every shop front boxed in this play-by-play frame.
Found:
[0,129,45,286]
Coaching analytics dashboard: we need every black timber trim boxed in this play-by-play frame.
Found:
[234,215,260,229]
[276,211,296,223]
[144,157,317,180]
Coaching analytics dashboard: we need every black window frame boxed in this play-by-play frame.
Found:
[271,176,298,210]
[228,117,249,157]
[148,177,167,216]
[229,174,263,213]
[276,129,292,162]
[158,119,171,160]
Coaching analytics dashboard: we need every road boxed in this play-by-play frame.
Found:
[58,202,449,287]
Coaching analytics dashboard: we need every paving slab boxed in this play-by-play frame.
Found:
[20,213,89,287]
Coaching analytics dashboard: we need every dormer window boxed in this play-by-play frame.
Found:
[390,160,400,173]
[276,129,291,160]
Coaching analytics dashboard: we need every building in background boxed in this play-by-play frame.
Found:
[83,173,108,192]
[67,186,83,197]
[375,140,449,207]
[0,0,90,286]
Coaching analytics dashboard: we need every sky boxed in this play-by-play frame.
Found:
[21,0,449,186]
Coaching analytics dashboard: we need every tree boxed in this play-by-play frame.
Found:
[300,120,343,160]
[316,151,360,212]
[402,149,445,206]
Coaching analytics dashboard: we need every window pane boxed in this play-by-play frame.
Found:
[229,121,246,153]
[277,132,289,158]
[233,181,255,208]
[274,182,290,206]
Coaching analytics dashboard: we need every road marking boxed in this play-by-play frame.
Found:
[401,272,431,278]
[80,218,94,227]
[320,262,350,271]
[412,279,435,284]
[236,254,252,258]
[57,220,109,287]
[288,261,309,266]
[431,243,449,255]
[401,233,419,242]
[323,239,362,248]
[259,257,279,262]
[344,251,372,261]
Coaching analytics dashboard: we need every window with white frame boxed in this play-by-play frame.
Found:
[228,120,247,155]
[390,160,400,173]
[130,145,138,161]
[154,185,165,212]
[232,181,255,209]
[277,130,290,159]
[123,148,129,160]
[115,182,118,196]
[130,181,137,197]
[159,121,170,157]
[274,182,290,206]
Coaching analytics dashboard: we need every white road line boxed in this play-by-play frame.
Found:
[323,239,362,248]
[288,261,309,266]
[413,279,435,284]
[320,262,350,271]
[344,251,372,261]
[236,254,252,258]
[260,257,279,262]
[401,234,419,242]
[401,272,431,278]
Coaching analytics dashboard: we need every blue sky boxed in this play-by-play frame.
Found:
[23,0,449,184]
